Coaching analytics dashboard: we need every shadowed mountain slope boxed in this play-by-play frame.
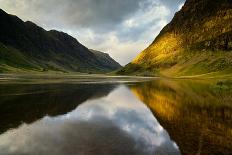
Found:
[0,9,121,73]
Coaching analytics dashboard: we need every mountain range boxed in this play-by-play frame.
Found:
[119,0,232,77]
[0,9,121,73]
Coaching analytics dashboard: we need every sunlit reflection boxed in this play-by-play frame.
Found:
[130,79,232,155]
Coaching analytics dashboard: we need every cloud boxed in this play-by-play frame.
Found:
[0,0,143,31]
[0,0,186,65]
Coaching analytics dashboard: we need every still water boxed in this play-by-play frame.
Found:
[0,76,231,155]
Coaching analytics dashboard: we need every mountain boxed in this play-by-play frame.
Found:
[89,49,121,72]
[119,0,232,77]
[0,9,121,73]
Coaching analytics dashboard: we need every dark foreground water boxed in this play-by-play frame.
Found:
[0,75,231,155]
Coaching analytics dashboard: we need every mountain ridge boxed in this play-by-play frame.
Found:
[0,9,121,73]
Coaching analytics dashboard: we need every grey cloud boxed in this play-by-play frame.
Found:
[116,18,162,42]
[62,0,142,28]
[1,0,143,31]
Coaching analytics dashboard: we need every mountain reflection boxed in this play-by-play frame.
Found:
[0,86,180,155]
[130,79,232,155]
[0,83,116,134]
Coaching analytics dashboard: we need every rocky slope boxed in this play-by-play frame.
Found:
[119,0,232,77]
[0,9,121,73]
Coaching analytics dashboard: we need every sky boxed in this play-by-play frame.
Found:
[0,0,185,65]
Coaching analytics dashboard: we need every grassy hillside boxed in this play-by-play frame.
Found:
[0,9,121,73]
[0,43,42,73]
[118,0,232,77]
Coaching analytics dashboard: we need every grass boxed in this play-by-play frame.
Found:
[119,49,232,79]
[0,43,42,72]
[161,50,232,77]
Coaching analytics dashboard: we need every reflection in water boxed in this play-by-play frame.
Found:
[0,85,180,155]
[0,84,116,134]
[130,79,232,155]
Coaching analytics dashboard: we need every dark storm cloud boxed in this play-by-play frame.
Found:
[0,0,143,31]
[61,0,143,29]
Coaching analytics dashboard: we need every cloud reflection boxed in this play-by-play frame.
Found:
[0,86,180,155]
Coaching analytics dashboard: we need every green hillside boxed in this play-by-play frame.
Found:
[118,0,232,77]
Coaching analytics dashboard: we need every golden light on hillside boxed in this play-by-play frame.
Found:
[132,34,183,65]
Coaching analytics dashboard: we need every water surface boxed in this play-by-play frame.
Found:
[0,76,231,155]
